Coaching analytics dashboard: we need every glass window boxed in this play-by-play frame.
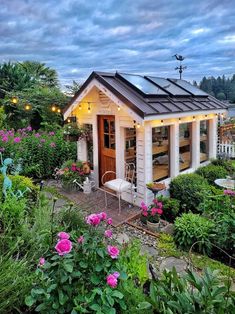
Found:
[179,123,192,171]
[125,128,136,185]
[103,118,115,149]
[200,120,209,163]
[152,126,170,181]
[83,124,93,169]
[168,79,208,96]
[146,76,190,96]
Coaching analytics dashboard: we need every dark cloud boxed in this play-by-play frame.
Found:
[1,0,235,86]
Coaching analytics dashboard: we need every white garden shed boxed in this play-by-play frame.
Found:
[64,71,228,206]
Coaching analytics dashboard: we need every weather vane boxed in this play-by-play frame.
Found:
[173,54,187,80]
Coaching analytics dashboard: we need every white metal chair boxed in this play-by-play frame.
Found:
[101,162,136,214]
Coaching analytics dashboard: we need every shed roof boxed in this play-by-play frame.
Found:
[64,71,228,118]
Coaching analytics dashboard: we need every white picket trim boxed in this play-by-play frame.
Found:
[219,141,235,158]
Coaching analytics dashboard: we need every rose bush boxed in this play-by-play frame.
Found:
[25,212,127,313]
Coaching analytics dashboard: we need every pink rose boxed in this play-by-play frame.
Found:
[156,208,163,215]
[55,239,72,256]
[157,202,163,209]
[140,201,148,211]
[104,230,112,238]
[2,136,8,142]
[58,231,70,239]
[38,257,45,266]
[107,245,119,259]
[77,235,84,244]
[98,212,107,221]
[106,272,120,288]
[86,214,101,226]
[107,218,112,225]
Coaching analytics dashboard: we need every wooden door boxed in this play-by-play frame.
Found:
[98,115,116,185]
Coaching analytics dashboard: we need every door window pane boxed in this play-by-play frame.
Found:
[110,120,115,134]
[200,120,209,163]
[104,119,109,133]
[152,126,170,181]
[104,134,109,148]
[179,123,192,171]
[110,135,115,149]
[125,128,136,185]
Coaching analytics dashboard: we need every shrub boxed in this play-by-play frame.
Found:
[0,128,76,178]
[157,195,180,222]
[138,267,235,313]
[196,164,229,185]
[174,213,215,254]
[26,213,128,313]
[211,158,235,174]
[169,173,210,212]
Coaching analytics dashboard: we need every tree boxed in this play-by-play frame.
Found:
[65,80,81,96]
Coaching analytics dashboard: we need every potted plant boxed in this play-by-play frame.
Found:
[140,199,163,232]
[63,123,88,142]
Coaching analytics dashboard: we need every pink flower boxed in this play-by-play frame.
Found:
[40,139,46,143]
[107,245,119,259]
[104,230,112,238]
[49,131,55,136]
[224,189,235,196]
[157,202,163,209]
[77,235,84,244]
[140,201,148,211]
[50,142,56,147]
[151,207,158,216]
[58,231,70,239]
[153,198,158,205]
[26,126,32,131]
[142,210,148,217]
[98,212,107,221]
[106,272,120,288]
[0,147,5,152]
[38,257,45,266]
[156,208,163,215]
[13,137,21,143]
[34,133,41,138]
[71,165,76,172]
[86,213,101,226]
[55,239,72,256]
[107,218,112,225]
[2,136,8,142]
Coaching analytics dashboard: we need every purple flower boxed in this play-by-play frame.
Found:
[49,131,55,136]
[104,230,113,238]
[40,139,46,143]
[50,142,56,147]
[13,137,21,143]
[34,133,41,138]
[2,136,8,142]
[0,147,5,152]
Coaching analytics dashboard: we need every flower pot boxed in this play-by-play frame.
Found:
[140,214,148,225]
[147,220,160,232]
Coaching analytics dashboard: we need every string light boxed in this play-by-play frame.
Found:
[51,105,57,112]
[24,103,31,111]
[179,118,181,123]
[137,123,140,128]
[11,96,18,104]
[117,105,120,111]
[67,118,71,123]
[133,120,136,128]
[88,102,91,113]
[193,116,196,121]
[57,108,61,113]
[161,120,164,125]
[79,104,82,110]
[205,114,208,118]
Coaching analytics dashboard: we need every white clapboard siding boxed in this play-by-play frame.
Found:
[219,141,235,158]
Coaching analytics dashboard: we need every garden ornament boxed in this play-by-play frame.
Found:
[73,177,95,194]
[0,152,30,199]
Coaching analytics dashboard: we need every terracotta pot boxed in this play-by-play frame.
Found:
[147,220,160,232]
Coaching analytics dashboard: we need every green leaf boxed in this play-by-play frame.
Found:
[64,263,73,273]
[79,261,88,269]
[95,264,103,272]
[97,248,104,258]
[118,271,128,280]
[137,302,152,310]
[90,304,101,311]
[32,288,45,295]
[25,295,35,307]
[47,283,57,293]
[91,274,100,285]
[111,291,123,299]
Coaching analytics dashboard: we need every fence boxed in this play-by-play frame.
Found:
[218,141,235,158]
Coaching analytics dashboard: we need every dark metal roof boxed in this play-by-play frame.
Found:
[64,71,228,118]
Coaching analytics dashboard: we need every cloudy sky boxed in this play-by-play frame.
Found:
[1,0,235,86]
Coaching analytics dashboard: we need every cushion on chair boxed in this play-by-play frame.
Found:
[104,179,132,193]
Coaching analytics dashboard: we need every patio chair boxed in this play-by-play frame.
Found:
[101,162,136,214]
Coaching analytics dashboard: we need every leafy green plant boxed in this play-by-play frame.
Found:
[138,267,235,313]
[158,233,182,258]
[211,158,235,174]
[119,240,149,285]
[196,164,229,185]
[169,173,210,212]
[174,213,215,254]
[157,195,180,222]
[26,213,127,313]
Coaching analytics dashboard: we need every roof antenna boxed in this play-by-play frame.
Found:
[173,54,187,80]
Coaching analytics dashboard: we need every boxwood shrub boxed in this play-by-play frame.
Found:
[174,213,215,254]
[196,164,229,186]
[169,173,210,212]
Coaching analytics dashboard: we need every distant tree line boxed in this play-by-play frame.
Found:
[194,74,235,103]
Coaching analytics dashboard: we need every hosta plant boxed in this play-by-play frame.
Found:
[25,213,127,314]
